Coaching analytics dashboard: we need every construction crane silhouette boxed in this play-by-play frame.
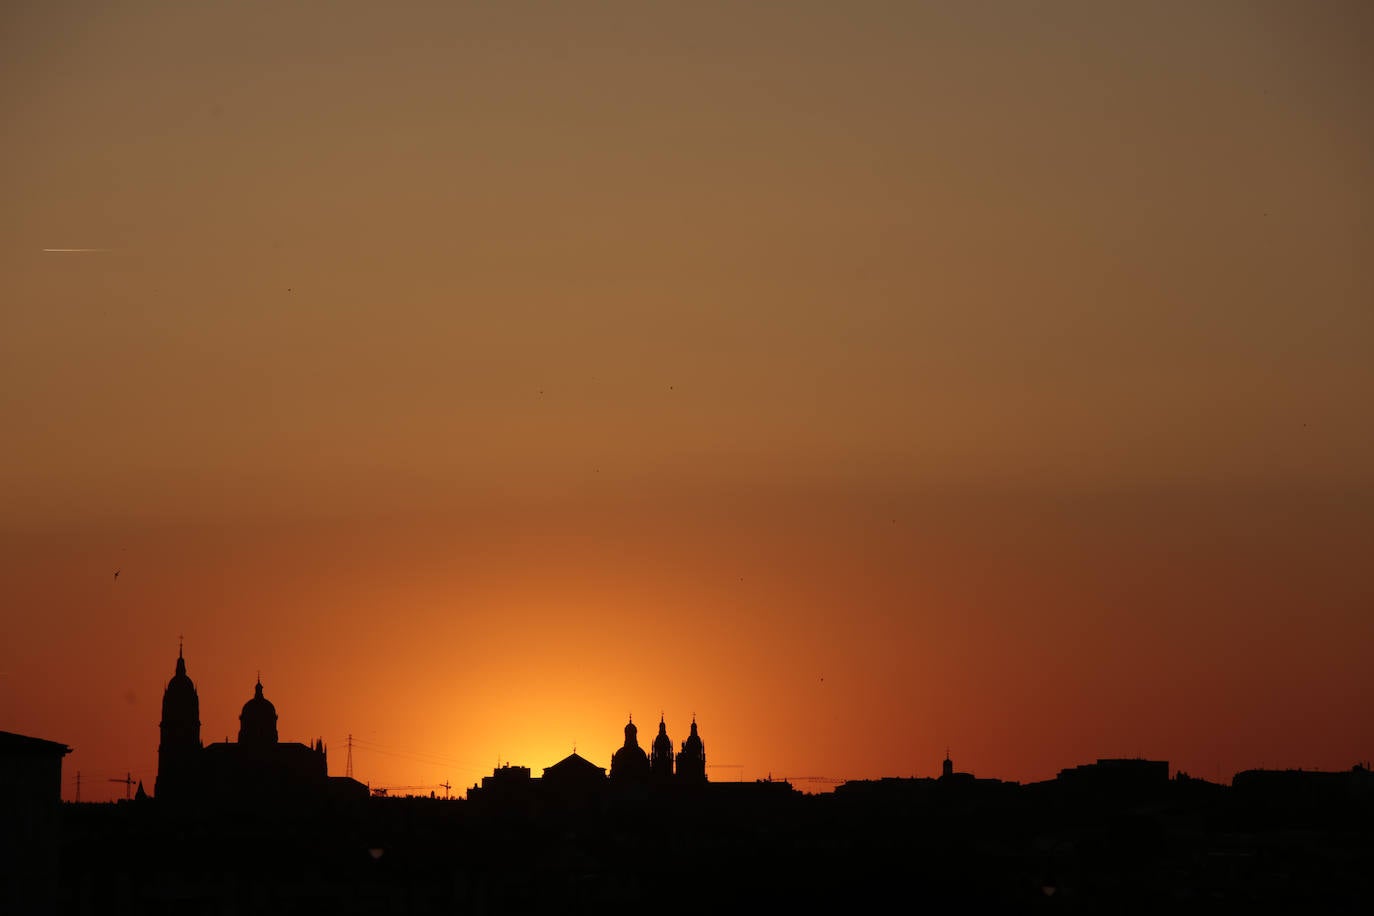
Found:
[109,772,136,800]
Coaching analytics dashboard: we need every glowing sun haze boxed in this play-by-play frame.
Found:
[2,1,1371,801]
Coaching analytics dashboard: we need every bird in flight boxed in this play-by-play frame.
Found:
[114,569,121,581]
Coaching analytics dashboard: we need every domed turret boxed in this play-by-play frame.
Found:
[609,715,649,781]
[238,677,278,746]
[650,715,674,779]
[675,716,706,784]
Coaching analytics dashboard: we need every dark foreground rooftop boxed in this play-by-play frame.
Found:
[30,766,1374,915]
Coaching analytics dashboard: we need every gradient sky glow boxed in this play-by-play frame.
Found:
[3,1,1372,801]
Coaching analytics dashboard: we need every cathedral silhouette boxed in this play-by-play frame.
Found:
[156,645,363,805]
[608,714,706,784]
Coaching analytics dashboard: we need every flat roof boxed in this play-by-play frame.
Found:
[0,730,73,756]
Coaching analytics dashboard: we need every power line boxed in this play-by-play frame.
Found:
[341,736,486,776]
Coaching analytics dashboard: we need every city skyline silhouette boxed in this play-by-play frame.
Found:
[5,644,1372,912]
[3,3,1372,908]
[24,642,1374,804]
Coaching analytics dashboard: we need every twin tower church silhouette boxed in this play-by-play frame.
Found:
[156,645,709,804]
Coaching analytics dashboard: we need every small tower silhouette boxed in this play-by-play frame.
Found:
[650,714,674,780]
[675,715,707,784]
[941,749,954,780]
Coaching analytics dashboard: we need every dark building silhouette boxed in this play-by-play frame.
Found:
[835,752,1017,807]
[1232,763,1374,816]
[674,716,706,784]
[541,751,606,811]
[238,677,278,745]
[607,715,707,786]
[649,715,674,780]
[0,731,71,915]
[609,716,650,782]
[470,716,714,815]
[155,643,201,800]
[467,763,535,814]
[1055,757,1169,800]
[46,648,1374,912]
[152,646,363,806]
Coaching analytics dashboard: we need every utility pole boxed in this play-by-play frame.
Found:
[75,770,81,802]
[346,733,354,779]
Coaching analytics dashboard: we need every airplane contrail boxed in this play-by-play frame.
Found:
[43,248,111,252]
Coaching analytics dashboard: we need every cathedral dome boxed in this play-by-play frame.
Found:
[238,678,279,746]
[610,715,649,781]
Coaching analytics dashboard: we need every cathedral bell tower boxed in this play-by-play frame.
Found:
[650,715,674,779]
[156,641,202,800]
[675,716,707,784]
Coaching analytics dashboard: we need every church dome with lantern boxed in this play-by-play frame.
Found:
[238,678,279,746]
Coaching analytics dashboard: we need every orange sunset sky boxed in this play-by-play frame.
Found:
[3,2,1371,802]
